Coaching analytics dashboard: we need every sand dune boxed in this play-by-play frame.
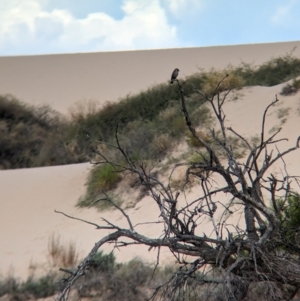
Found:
[1,41,300,114]
[1,81,299,280]
[1,42,300,280]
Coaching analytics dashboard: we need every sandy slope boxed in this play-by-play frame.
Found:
[224,81,300,177]
[0,163,91,278]
[1,41,300,114]
[1,42,300,280]
[1,80,299,280]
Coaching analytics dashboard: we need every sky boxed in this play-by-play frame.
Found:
[0,0,300,56]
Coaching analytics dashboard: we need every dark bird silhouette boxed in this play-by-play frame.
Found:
[170,68,179,84]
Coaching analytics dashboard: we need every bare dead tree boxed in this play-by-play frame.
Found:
[55,75,300,301]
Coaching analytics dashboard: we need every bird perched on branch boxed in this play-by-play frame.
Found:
[170,68,179,84]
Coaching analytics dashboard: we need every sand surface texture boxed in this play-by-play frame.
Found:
[1,41,300,113]
[0,41,300,280]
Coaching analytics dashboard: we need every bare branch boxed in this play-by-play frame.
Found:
[56,75,300,301]
[54,210,113,230]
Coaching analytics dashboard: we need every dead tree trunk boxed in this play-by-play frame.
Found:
[55,76,300,301]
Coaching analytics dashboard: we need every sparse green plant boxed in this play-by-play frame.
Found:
[269,124,281,134]
[78,162,123,209]
[234,50,300,86]
[0,255,171,301]
[169,178,184,190]
[280,78,300,95]
[187,152,209,164]
[201,70,244,97]
[89,251,116,272]
[78,190,123,210]
[0,273,58,300]
[206,131,248,159]
[20,275,57,299]
[281,83,297,96]
[186,130,211,148]
[277,107,290,119]
[275,193,300,249]
[0,275,19,297]
[88,163,121,192]
[73,257,175,301]
[250,135,260,147]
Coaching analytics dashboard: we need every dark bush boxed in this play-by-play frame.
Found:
[0,95,85,169]
[234,51,300,86]
[89,251,116,272]
[2,53,300,170]
[0,274,57,300]
[20,276,56,298]
[280,78,300,95]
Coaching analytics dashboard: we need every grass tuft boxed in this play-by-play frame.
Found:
[48,233,78,268]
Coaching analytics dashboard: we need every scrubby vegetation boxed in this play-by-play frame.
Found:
[275,192,300,252]
[1,53,300,170]
[0,95,86,169]
[3,196,300,301]
[2,52,300,301]
[280,77,300,95]
[0,274,57,300]
[0,251,175,301]
[2,53,300,209]
[56,67,300,301]
[234,49,300,86]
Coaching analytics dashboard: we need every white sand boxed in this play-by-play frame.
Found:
[0,42,300,280]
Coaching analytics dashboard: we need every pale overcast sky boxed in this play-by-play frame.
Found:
[1,0,300,56]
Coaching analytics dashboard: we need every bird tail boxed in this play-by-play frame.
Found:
[170,80,173,85]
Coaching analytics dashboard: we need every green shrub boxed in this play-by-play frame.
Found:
[75,257,175,301]
[201,70,244,97]
[90,251,116,272]
[89,163,122,191]
[0,274,57,300]
[275,193,300,252]
[69,84,178,146]
[78,163,123,209]
[0,95,85,169]
[188,153,209,164]
[20,275,56,298]
[234,51,300,86]
[3,53,300,170]
[278,193,300,229]
[0,276,19,297]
